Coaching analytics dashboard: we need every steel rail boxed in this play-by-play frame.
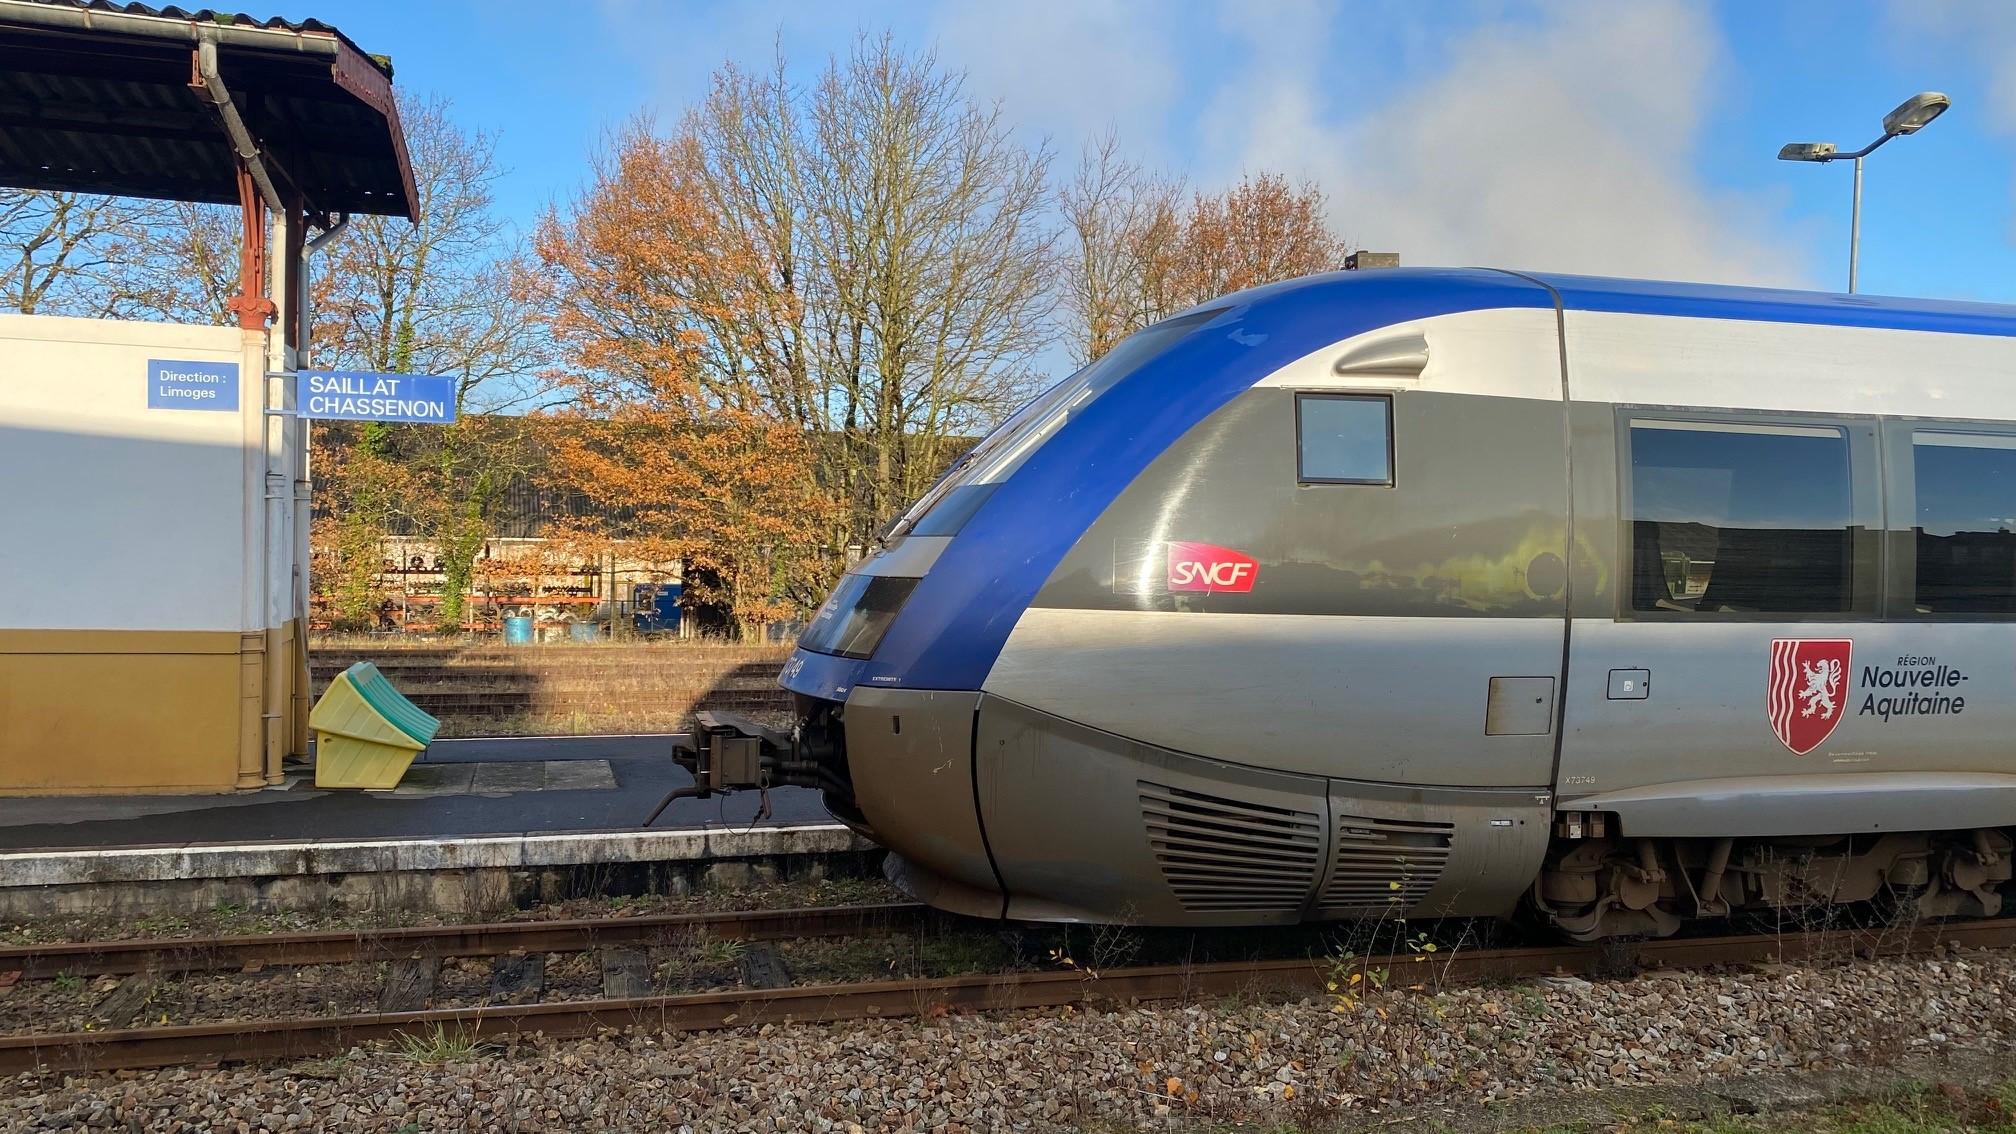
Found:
[0,903,928,980]
[5,915,2014,1075]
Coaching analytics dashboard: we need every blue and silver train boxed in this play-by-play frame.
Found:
[683,267,2016,939]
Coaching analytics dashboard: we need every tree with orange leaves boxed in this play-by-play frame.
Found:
[532,37,1060,634]
[536,37,1056,561]
[543,409,838,639]
[1061,135,1351,362]
[532,120,840,638]
[1176,172,1351,305]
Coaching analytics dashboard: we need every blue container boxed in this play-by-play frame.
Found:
[632,583,683,633]
[568,620,601,643]
[503,615,535,645]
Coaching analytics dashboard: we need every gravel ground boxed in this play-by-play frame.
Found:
[5,946,2015,1132]
[0,930,1023,1036]
[0,877,905,948]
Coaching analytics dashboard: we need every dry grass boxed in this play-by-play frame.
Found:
[311,633,793,651]
[307,637,792,737]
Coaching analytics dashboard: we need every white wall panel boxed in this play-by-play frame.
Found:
[0,314,251,632]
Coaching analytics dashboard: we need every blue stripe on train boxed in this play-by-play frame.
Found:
[785,269,1556,698]
[1537,272,2016,337]
[780,267,2016,701]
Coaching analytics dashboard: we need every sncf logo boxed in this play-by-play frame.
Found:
[1165,541,1259,593]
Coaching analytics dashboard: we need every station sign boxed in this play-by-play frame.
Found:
[297,370,458,423]
[147,359,238,411]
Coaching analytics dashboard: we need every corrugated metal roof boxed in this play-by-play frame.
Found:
[24,2,373,61]
[0,0,415,217]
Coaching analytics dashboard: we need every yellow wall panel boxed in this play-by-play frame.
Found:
[0,629,245,793]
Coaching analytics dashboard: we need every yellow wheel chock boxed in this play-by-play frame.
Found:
[308,661,442,789]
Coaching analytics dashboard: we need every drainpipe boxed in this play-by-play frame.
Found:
[292,213,350,757]
[194,33,282,214]
[196,30,291,784]
[306,214,350,256]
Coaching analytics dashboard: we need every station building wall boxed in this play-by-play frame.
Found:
[0,314,301,793]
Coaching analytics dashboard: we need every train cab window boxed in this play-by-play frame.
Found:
[1912,432,2016,614]
[1627,420,1858,615]
[1296,393,1392,484]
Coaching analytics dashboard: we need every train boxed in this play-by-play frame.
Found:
[677,267,2016,940]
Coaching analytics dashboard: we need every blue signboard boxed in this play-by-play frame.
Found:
[298,370,458,423]
[147,359,239,411]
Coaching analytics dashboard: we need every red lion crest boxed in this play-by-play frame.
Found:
[1768,638,1852,755]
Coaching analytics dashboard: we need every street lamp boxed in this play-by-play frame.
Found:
[1778,91,1950,293]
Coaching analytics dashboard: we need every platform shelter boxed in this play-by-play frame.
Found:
[0,0,415,792]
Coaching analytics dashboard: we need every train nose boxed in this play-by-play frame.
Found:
[839,689,1006,919]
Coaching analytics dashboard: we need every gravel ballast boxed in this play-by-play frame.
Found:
[5,948,2014,1132]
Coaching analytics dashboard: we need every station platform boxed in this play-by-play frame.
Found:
[0,734,832,851]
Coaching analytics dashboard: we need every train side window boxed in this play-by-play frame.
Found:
[1627,420,1858,615]
[1296,393,1392,485]
[1911,432,2016,614]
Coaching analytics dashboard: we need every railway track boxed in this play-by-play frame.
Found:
[5,910,2012,1076]
[0,903,928,980]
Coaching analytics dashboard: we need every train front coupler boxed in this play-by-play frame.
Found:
[644,709,846,825]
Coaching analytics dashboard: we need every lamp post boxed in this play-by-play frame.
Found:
[1778,91,1951,293]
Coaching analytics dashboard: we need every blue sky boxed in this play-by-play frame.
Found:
[321,0,2016,302]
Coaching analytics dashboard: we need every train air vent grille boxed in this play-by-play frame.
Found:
[1138,782,1323,913]
[1318,815,1455,911]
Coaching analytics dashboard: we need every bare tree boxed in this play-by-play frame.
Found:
[0,189,177,317]
[1059,130,1183,364]
[311,96,541,400]
[117,201,240,326]
[1058,139,1351,362]
[800,34,1058,534]
[309,95,550,632]
[539,35,1059,553]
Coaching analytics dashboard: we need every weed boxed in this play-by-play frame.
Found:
[390,1023,489,1064]
[693,937,746,968]
[1088,919,1144,972]
[51,971,82,995]
[290,1052,355,1080]
[1514,988,1551,1019]
[1323,950,1367,1014]
[915,933,1015,976]
[133,913,190,936]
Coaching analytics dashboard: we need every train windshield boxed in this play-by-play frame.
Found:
[891,306,1227,539]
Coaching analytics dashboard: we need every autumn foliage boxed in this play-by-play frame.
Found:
[532,127,784,417]
[543,411,838,639]
[1061,133,1352,362]
[5,37,1354,638]
[532,123,840,638]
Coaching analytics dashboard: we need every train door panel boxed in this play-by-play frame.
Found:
[1557,412,1890,804]
[1288,382,1572,789]
[1866,421,2016,776]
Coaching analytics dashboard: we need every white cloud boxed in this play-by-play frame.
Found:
[1197,0,1814,285]
[614,0,1814,286]
[1884,1,2016,250]
[930,0,1183,165]
[1899,2,2016,129]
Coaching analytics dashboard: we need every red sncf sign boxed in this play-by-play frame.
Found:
[1165,542,1259,593]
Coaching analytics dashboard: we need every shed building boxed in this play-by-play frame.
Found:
[0,0,415,792]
